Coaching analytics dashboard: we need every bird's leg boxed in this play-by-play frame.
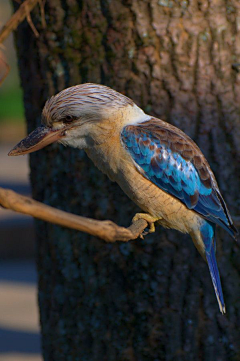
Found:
[132,213,160,237]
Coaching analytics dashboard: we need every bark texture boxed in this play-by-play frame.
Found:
[14,0,240,360]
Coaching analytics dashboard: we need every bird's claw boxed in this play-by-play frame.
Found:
[139,229,151,239]
[132,213,160,238]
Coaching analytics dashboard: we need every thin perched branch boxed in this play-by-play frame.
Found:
[26,10,39,38]
[0,187,239,242]
[0,187,148,243]
[0,0,39,44]
[39,0,46,28]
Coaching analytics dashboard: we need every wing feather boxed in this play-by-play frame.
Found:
[121,119,237,238]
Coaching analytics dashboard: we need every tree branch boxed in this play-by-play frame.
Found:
[0,0,40,45]
[0,186,239,243]
[0,187,148,243]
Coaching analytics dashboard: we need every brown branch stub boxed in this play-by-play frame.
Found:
[0,187,148,243]
[0,0,40,45]
[0,52,10,86]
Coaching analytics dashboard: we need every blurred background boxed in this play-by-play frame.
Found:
[0,1,41,360]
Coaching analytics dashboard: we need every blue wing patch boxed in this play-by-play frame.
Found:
[121,124,235,238]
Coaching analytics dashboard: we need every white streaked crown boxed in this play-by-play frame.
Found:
[41,83,151,149]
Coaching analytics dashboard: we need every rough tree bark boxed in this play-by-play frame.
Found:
[13,1,240,360]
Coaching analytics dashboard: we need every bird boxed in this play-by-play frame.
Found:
[9,83,238,314]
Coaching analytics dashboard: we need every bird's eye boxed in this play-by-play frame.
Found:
[64,115,74,123]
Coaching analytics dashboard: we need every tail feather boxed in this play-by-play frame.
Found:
[206,244,226,314]
[200,221,226,314]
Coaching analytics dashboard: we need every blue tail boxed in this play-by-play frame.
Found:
[201,222,226,314]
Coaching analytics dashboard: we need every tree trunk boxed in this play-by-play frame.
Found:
[14,1,240,360]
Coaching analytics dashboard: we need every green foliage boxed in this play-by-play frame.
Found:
[0,87,24,123]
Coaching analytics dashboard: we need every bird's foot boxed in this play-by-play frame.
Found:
[132,213,160,238]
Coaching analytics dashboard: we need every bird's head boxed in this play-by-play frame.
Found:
[8,83,144,156]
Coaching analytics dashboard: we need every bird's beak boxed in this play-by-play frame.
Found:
[8,126,66,156]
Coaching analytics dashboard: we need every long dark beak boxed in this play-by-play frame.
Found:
[8,126,65,156]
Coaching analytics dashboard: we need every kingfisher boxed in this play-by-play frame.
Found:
[9,83,238,314]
